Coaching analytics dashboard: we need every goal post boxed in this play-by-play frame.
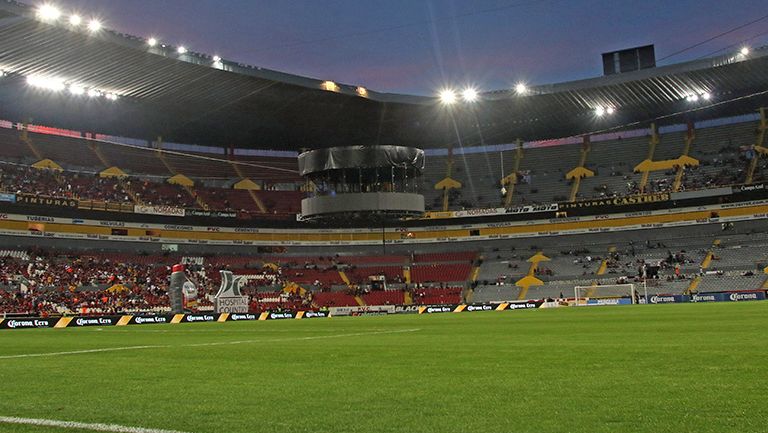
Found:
[573,283,643,306]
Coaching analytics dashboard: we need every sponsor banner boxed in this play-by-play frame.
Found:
[186,209,237,219]
[215,296,249,313]
[505,203,559,215]
[559,193,670,210]
[0,193,15,203]
[504,300,544,310]
[302,311,330,319]
[227,313,259,321]
[647,294,688,304]
[328,305,396,316]
[586,298,633,306]
[134,204,185,217]
[734,183,766,193]
[15,193,78,208]
[262,311,296,320]
[418,305,458,314]
[0,317,57,329]
[646,291,766,304]
[692,291,766,303]
[179,313,219,323]
[463,304,495,312]
[393,305,420,314]
[68,316,122,327]
[128,315,173,325]
[426,203,559,219]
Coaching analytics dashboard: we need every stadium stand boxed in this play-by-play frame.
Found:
[1,115,766,217]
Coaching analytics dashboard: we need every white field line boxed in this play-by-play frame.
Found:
[0,416,192,433]
[0,328,421,359]
[0,345,167,359]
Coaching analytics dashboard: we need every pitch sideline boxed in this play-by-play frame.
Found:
[0,328,421,359]
[0,416,191,433]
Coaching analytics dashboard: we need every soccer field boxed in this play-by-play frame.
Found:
[0,302,766,433]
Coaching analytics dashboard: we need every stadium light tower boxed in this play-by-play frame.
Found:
[36,4,61,21]
[439,89,457,105]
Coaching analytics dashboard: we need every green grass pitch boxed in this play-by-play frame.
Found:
[0,302,766,433]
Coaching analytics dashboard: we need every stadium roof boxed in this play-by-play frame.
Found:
[0,1,767,150]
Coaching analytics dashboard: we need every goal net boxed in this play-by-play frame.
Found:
[573,284,638,306]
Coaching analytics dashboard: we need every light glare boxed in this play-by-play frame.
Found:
[439,89,457,104]
[87,19,101,32]
[177,46,187,54]
[36,4,61,20]
[147,37,158,47]
[515,83,527,94]
[594,106,605,117]
[68,84,84,95]
[87,88,101,98]
[68,14,81,26]
[740,47,750,56]
[462,88,479,103]
[321,80,339,92]
[212,55,221,63]
[27,75,66,91]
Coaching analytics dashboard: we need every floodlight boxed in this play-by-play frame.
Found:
[27,75,65,91]
[515,82,527,94]
[594,106,605,117]
[36,4,61,21]
[439,89,457,104]
[68,84,84,95]
[740,47,750,56]
[68,14,81,26]
[702,92,711,100]
[212,55,222,63]
[147,37,158,47]
[462,88,479,103]
[105,93,118,101]
[606,107,615,115]
[87,19,101,32]
[177,46,187,54]
[87,88,101,98]
[321,81,339,92]
[356,86,368,97]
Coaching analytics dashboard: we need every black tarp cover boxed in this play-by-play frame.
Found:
[298,146,425,176]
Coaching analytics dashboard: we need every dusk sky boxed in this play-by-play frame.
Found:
[46,0,767,95]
